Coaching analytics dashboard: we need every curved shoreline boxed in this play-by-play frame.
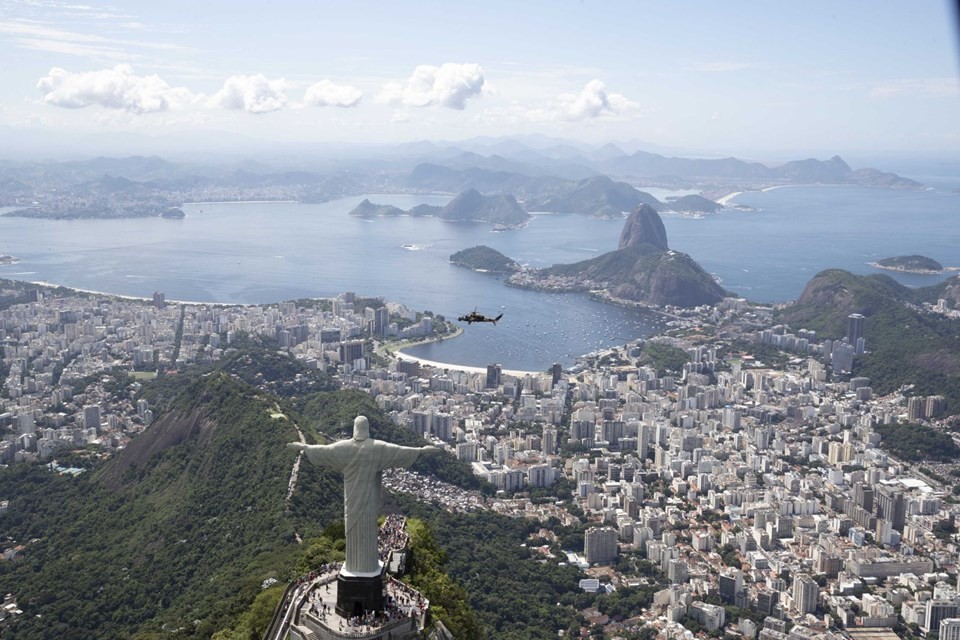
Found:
[395,351,540,377]
[388,327,541,376]
[9,276,545,374]
[23,280,246,307]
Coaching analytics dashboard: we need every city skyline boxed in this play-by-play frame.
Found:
[0,1,958,157]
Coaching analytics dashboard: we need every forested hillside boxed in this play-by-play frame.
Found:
[779,270,960,413]
[0,342,526,639]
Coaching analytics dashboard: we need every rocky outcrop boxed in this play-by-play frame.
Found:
[515,204,727,307]
[618,204,669,251]
[98,406,212,491]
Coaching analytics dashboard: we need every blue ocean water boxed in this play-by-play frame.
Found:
[0,174,957,370]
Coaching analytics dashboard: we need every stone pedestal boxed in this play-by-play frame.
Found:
[336,572,384,618]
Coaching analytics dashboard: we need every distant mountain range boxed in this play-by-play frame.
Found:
[406,152,919,191]
[404,170,729,217]
[0,139,923,219]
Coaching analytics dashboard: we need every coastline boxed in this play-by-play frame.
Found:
[394,353,539,378]
[12,276,544,374]
[716,191,743,206]
[715,182,878,205]
[182,200,299,205]
[23,280,253,307]
[388,326,541,377]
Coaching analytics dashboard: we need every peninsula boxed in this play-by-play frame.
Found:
[507,204,727,307]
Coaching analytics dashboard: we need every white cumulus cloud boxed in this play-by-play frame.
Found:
[36,64,193,113]
[378,63,484,109]
[211,74,287,114]
[558,79,640,121]
[303,79,362,108]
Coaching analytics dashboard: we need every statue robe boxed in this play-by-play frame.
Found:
[303,438,426,576]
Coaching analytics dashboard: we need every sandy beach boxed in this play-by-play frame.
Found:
[382,326,541,377]
[716,191,743,205]
[393,351,540,378]
[25,280,251,307]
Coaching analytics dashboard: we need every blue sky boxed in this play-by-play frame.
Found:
[0,0,958,156]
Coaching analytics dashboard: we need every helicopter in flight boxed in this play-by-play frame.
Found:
[457,308,503,325]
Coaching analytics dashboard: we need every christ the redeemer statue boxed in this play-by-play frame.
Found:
[288,415,438,617]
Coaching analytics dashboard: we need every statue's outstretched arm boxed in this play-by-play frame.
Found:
[377,442,441,470]
[287,441,348,470]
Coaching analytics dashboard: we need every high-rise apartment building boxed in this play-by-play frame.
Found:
[792,573,818,614]
[485,364,502,389]
[584,527,618,565]
[940,618,960,640]
[847,313,865,347]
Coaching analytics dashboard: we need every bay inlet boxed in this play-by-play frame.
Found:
[0,183,957,370]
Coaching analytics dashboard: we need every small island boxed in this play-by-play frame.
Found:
[870,254,944,274]
[0,254,20,265]
[161,207,186,219]
[449,245,521,273]
[348,199,408,217]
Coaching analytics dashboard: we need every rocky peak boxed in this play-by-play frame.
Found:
[828,155,852,173]
[618,204,669,251]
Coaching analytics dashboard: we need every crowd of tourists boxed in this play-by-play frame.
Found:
[378,514,409,561]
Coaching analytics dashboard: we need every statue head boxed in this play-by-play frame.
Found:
[353,415,370,441]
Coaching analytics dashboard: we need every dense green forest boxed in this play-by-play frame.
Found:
[874,423,960,462]
[0,278,75,310]
[400,499,592,639]
[638,341,689,375]
[0,373,310,639]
